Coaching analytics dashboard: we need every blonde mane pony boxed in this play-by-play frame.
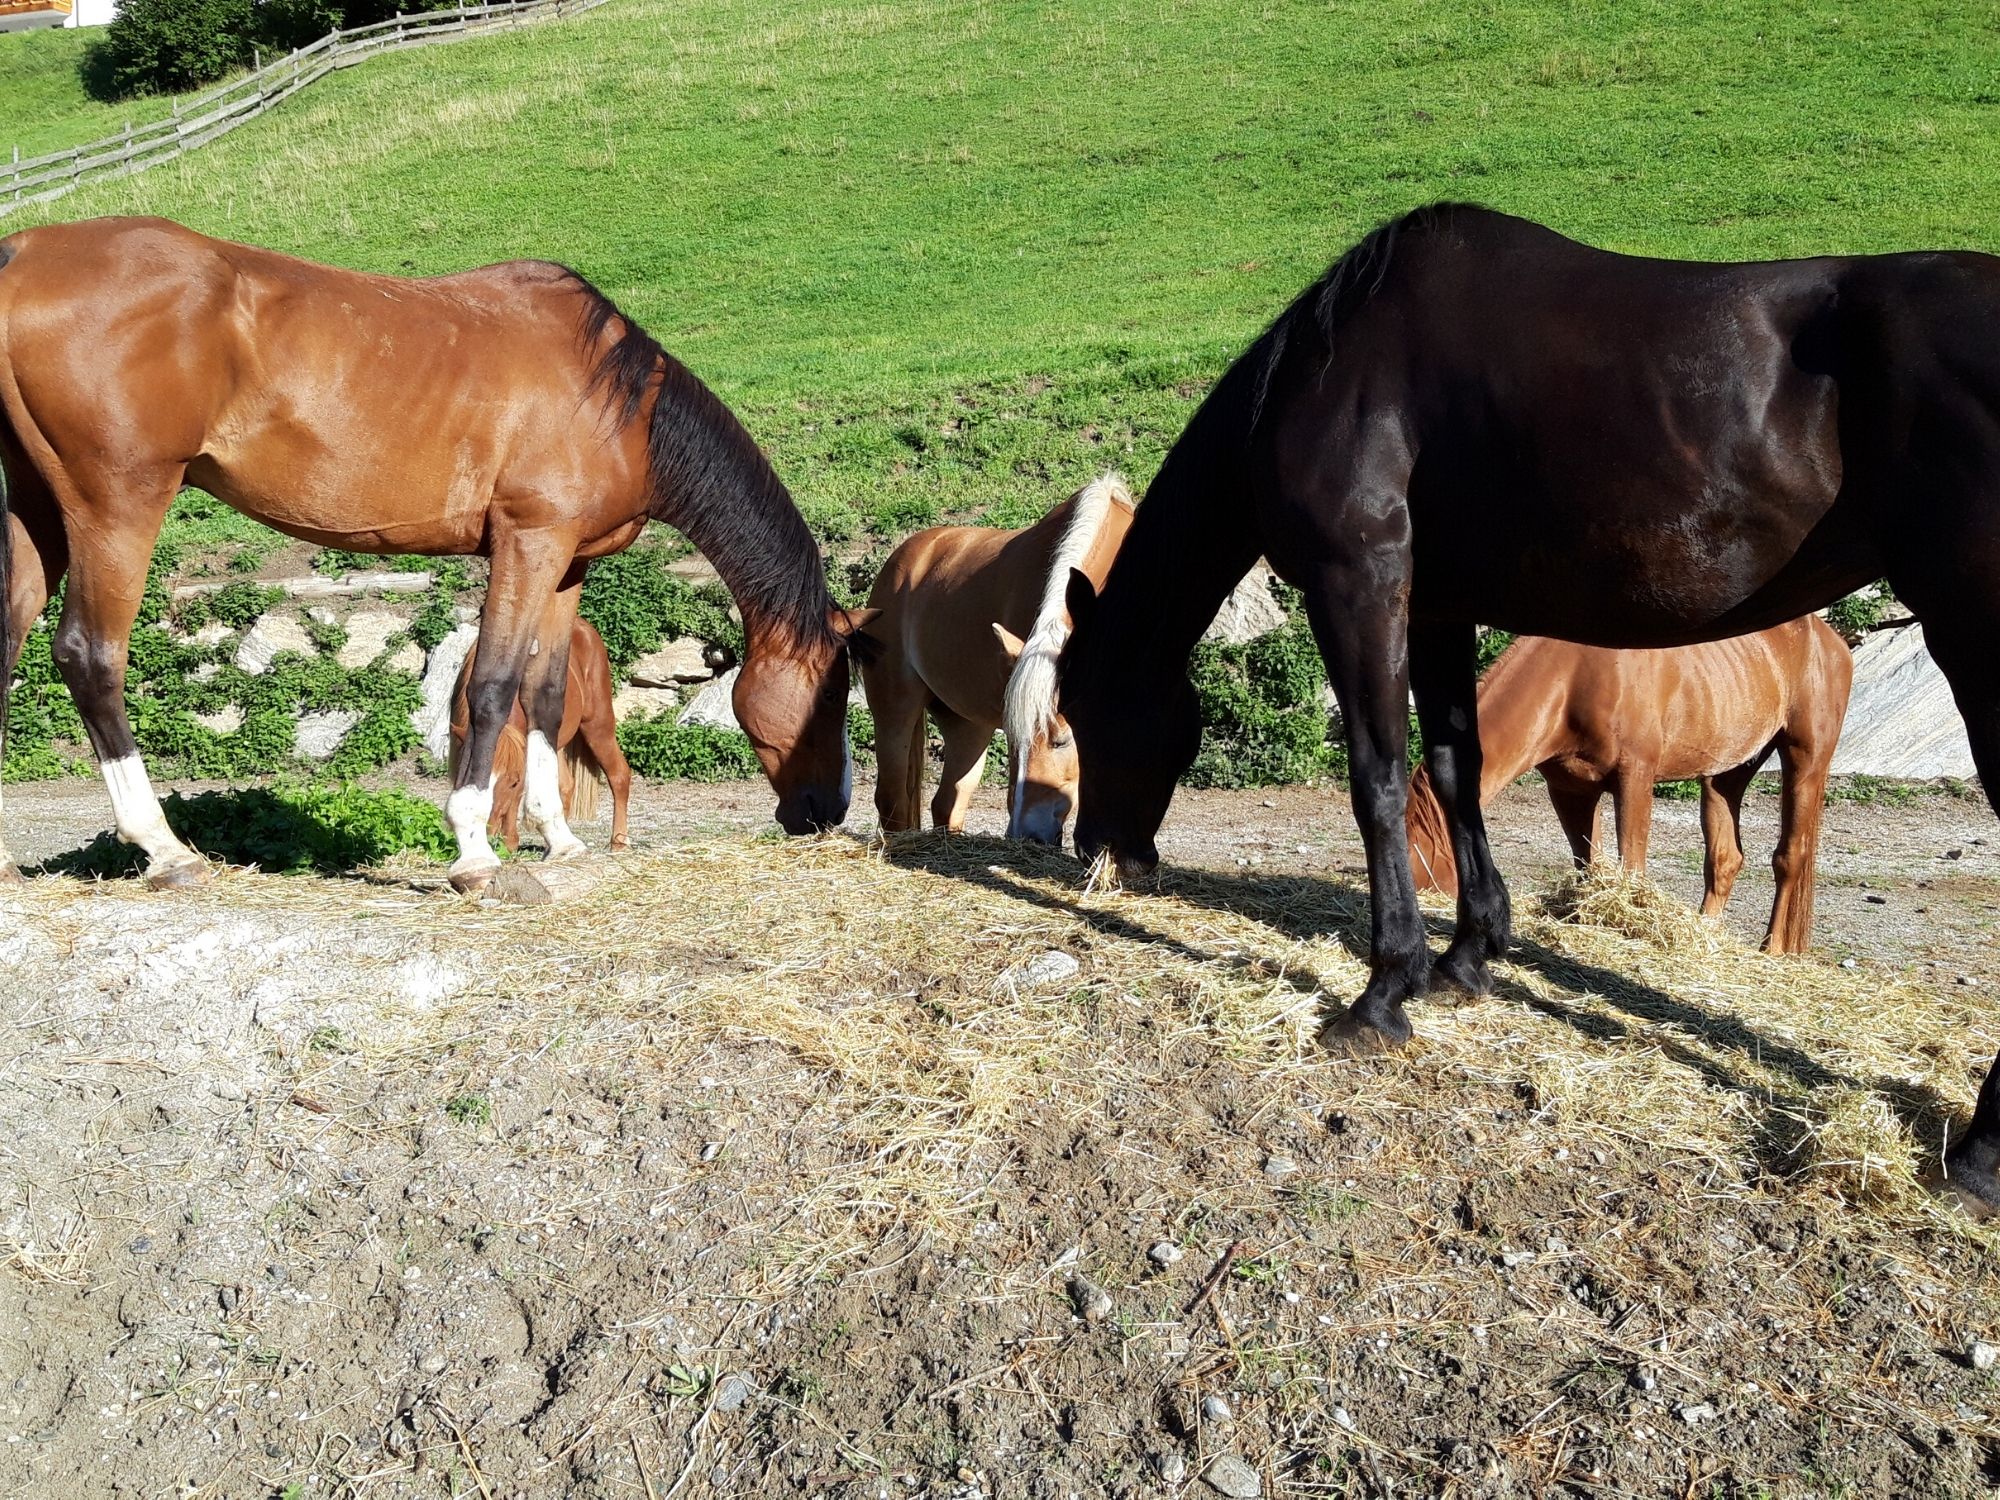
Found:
[1002,473,1135,760]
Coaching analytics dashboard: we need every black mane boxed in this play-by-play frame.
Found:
[565,271,835,649]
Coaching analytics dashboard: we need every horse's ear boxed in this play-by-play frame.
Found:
[1064,569,1098,627]
[832,607,885,667]
[991,623,1027,663]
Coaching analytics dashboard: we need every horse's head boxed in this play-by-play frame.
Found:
[734,608,881,833]
[1057,570,1199,881]
[993,623,1079,846]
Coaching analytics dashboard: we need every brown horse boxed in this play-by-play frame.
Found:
[1405,619,1853,954]
[0,218,872,893]
[859,474,1133,843]
[450,616,632,855]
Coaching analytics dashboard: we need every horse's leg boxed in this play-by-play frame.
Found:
[930,710,990,833]
[866,672,927,834]
[52,476,208,887]
[1289,560,1429,1056]
[1889,594,2000,1212]
[515,575,588,862]
[1,477,66,881]
[1611,764,1656,876]
[1764,733,1830,956]
[1546,780,1604,869]
[1409,619,1510,996]
[1699,762,1757,922]
[448,531,576,893]
[575,702,633,852]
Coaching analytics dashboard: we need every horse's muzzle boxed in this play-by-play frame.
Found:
[776,787,849,836]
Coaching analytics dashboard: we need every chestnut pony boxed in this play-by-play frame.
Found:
[1405,619,1853,954]
[450,616,632,855]
[1059,203,2000,1213]
[859,474,1132,843]
[0,219,870,893]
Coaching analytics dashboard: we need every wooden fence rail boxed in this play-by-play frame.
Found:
[1,0,612,217]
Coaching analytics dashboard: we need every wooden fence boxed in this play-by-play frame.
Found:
[1,0,611,218]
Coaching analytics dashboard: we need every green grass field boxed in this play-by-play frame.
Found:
[0,26,225,161]
[7,0,1999,542]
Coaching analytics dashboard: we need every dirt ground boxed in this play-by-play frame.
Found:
[3,771,1999,1499]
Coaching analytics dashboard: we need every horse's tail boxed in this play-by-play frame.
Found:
[562,739,602,823]
[1406,764,1458,895]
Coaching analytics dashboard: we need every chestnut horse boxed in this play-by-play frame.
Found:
[1058,203,2000,1213]
[450,616,632,854]
[858,474,1133,843]
[0,218,871,893]
[1405,619,1853,954]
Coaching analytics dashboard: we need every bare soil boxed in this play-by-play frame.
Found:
[2,772,1999,1499]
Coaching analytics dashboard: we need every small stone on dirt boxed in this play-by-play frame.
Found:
[1629,1368,1657,1392]
[1149,1240,1184,1268]
[1501,1249,1535,1269]
[1201,1453,1262,1497]
[700,1140,723,1163]
[1201,1394,1234,1425]
[1067,1273,1113,1325]
[418,1352,447,1375]
[1262,1154,1297,1178]
[1155,1449,1187,1483]
[218,1285,239,1314]
[715,1371,755,1412]
[1969,1340,1999,1372]
[1679,1402,1718,1426]
[1840,958,1858,969]
[1005,950,1081,990]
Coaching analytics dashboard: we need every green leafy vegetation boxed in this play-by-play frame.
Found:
[39,782,464,876]
[1823,583,1898,645]
[579,543,741,679]
[616,713,764,782]
[1186,586,1336,790]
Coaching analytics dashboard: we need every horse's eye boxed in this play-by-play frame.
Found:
[1051,731,1074,749]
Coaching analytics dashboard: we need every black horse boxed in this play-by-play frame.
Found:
[1059,203,2000,1213]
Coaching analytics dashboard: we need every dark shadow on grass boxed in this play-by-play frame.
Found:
[881,833,1965,1167]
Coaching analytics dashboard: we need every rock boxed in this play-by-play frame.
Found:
[218,1285,239,1313]
[629,638,713,687]
[1067,1274,1113,1325]
[699,1140,723,1163]
[1204,561,1287,645]
[307,606,338,627]
[1002,950,1080,991]
[1629,1368,1657,1392]
[189,621,235,648]
[296,709,360,760]
[234,614,315,674]
[613,685,683,723]
[1970,1340,1999,1372]
[337,610,408,670]
[1200,1394,1233,1426]
[413,623,481,759]
[1840,958,1858,970]
[667,554,721,586]
[1678,1402,1718,1426]
[1201,1453,1262,1498]
[1332,1406,1356,1431]
[677,668,742,732]
[1500,1249,1535,1269]
[1829,626,1976,779]
[383,640,425,675]
[1262,1154,1297,1179]
[195,705,243,735]
[1148,1240,1184,1269]
[418,1352,448,1375]
[715,1371,755,1412]
[174,570,431,601]
[1154,1450,1187,1484]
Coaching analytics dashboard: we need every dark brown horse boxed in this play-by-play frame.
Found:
[1405,620,1853,954]
[1059,204,2000,1214]
[451,615,632,855]
[0,218,871,893]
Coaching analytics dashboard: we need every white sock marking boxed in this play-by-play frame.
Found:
[522,730,586,858]
[101,754,196,869]
[446,777,499,869]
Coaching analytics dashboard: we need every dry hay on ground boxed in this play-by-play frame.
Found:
[1,838,1998,1498]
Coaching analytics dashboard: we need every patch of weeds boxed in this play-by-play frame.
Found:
[1185,582,1337,789]
[306,1026,354,1054]
[444,1093,492,1126]
[580,544,741,678]
[1289,1181,1368,1227]
[1655,778,1703,801]
[617,713,763,781]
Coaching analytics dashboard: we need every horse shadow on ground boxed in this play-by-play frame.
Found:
[882,833,1968,1172]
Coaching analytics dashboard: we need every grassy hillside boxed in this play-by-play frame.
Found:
[0,26,217,161]
[8,0,2000,541]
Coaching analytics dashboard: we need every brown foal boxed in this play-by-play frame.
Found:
[1405,618,1853,954]
[450,616,632,855]
[0,218,869,890]
[859,475,1133,843]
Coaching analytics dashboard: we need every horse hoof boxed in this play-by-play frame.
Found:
[448,861,500,897]
[1317,1009,1413,1058]
[608,837,631,853]
[1929,1156,2000,1221]
[146,857,212,891]
[1429,947,1493,1006]
[545,839,588,864]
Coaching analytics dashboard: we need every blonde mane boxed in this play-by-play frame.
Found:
[1002,472,1135,757]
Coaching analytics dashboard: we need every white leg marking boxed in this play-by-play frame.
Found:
[101,755,200,873]
[522,730,587,860]
[840,724,854,812]
[446,777,501,873]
